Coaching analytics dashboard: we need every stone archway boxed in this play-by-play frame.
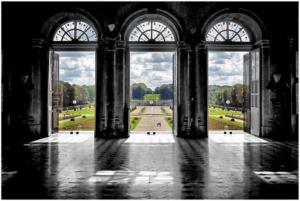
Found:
[198,8,271,137]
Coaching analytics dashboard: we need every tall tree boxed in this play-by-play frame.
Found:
[131,83,152,100]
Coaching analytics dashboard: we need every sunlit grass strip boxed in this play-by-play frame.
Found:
[209,116,243,130]
[59,115,94,130]
[165,116,173,129]
[208,106,242,116]
[130,116,141,131]
[59,106,95,118]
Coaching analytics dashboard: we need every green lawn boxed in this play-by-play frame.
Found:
[130,116,141,130]
[165,116,173,129]
[59,105,95,130]
[209,116,243,130]
[144,94,160,101]
[59,106,94,118]
[59,115,94,130]
[208,106,242,116]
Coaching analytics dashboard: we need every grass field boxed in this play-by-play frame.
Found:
[165,116,173,129]
[208,106,244,130]
[208,106,242,116]
[59,115,94,130]
[144,94,160,101]
[58,105,243,131]
[59,106,95,130]
[130,116,141,130]
[208,116,243,130]
[59,106,94,118]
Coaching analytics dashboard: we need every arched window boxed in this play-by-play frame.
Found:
[206,21,250,42]
[128,20,175,42]
[53,20,97,42]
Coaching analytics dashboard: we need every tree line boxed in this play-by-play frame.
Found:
[58,81,95,107]
[208,84,244,108]
[58,81,243,108]
[131,83,173,100]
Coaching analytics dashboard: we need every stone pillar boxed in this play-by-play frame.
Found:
[27,39,49,140]
[124,46,130,136]
[177,42,191,137]
[287,38,297,139]
[95,39,116,138]
[96,39,128,138]
[259,40,273,137]
[115,41,128,137]
[95,42,107,137]
[194,44,208,137]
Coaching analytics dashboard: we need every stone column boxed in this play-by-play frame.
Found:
[288,39,298,139]
[194,43,208,137]
[95,42,107,137]
[259,40,273,137]
[177,42,191,137]
[29,39,49,140]
[115,41,128,137]
[96,39,128,138]
[124,46,130,137]
[95,39,116,138]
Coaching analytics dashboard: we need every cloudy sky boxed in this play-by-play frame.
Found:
[208,51,247,86]
[130,52,173,90]
[57,51,95,86]
[57,51,246,87]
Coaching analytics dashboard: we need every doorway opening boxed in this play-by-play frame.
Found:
[208,51,248,134]
[50,51,96,134]
[129,51,175,135]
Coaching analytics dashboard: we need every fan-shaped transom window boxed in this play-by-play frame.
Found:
[53,20,97,42]
[206,21,250,42]
[129,21,175,42]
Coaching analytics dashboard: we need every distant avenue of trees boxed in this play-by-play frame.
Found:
[58,81,243,108]
[131,83,173,100]
[208,84,244,108]
[58,80,95,107]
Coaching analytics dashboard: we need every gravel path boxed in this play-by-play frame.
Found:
[133,106,172,131]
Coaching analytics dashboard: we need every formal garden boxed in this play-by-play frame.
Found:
[57,82,245,132]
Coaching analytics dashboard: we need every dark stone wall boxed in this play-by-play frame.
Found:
[1,2,298,142]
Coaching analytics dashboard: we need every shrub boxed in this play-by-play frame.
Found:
[219,116,223,119]
[231,118,235,121]
[70,118,75,121]
[82,115,86,118]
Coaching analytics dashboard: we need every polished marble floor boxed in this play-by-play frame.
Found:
[2,132,298,199]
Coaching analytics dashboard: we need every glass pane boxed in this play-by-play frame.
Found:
[128,20,175,42]
[53,20,97,42]
[144,30,151,40]
[206,21,250,43]
[62,34,72,41]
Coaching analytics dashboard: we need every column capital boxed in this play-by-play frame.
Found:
[254,39,270,48]
[116,40,126,49]
[32,39,49,48]
[177,41,190,50]
[99,38,117,49]
[195,42,206,50]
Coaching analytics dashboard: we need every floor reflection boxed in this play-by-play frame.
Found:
[2,132,298,199]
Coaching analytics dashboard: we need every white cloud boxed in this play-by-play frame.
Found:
[130,52,173,90]
[56,51,95,85]
[56,51,244,88]
[208,51,247,86]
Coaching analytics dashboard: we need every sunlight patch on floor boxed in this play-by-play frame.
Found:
[125,134,175,144]
[88,170,173,185]
[209,133,269,144]
[254,171,298,184]
[30,134,93,144]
